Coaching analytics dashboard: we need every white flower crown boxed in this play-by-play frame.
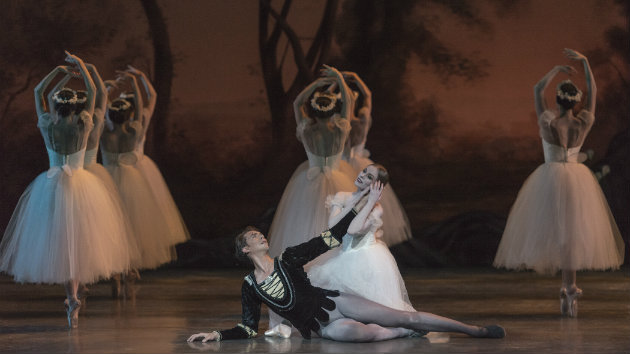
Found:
[52,89,78,105]
[107,99,132,112]
[556,80,582,102]
[310,91,342,112]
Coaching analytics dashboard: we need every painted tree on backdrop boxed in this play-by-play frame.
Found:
[584,0,630,262]
[334,0,497,157]
[258,0,339,151]
[139,0,175,162]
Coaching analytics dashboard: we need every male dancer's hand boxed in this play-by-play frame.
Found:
[187,331,220,342]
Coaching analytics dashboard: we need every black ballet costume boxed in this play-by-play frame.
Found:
[218,209,357,340]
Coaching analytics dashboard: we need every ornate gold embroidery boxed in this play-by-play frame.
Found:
[259,273,285,300]
[237,323,257,338]
[321,230,340,248]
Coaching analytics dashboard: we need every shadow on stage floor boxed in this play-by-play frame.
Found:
[0,266,628,353]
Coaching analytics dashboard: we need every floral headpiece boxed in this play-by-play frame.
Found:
[52,88,78,105]
[310,91,341,112]
[75,90,88,104]
[107,99,132,112]
[556,80,582,102]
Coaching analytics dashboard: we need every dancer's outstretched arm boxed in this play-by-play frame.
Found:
[64,51,96,116]
[126,65,156,116]
[86,63,107,113]
[564,48,596,113]
[534,64,576,116]
[35,66,70,116]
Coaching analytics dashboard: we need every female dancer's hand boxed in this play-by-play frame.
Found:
[126,65,142,75]
[367,181,384,204]
[64,51,82,66]
[59,65,81,78]
[187,331,220,343]
[564,48,587,61]
[320,64,342,79]
[556,65,577,75]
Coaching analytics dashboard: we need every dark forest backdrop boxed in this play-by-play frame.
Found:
[1,0,628,268]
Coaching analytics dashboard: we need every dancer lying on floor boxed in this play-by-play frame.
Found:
[188,183,505,342]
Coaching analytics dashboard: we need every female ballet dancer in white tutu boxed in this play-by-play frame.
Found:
[122,66,190,248]
[307,163,415,311]
[266,164,415,338]
[100,71,177,287]
[493,48,625,317]
[339,72,413,246]
[59,63,142,301]
[0,52,136,328]
[267,65,356,258]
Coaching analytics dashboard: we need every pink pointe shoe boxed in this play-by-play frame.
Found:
[560,287,583,317]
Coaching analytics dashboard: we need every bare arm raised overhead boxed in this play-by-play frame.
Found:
[564,48,596,113]
[534,64,576,116]
[63,51,96,116]
[126,65,156,118]
[35,66,74,117]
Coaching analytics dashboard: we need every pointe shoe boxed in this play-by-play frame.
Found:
[560,287,583,317]
[124,269,141,300]
[264,324,292,338]
[481,325,506,338]
[64,299,81,329]
[112,274,122,299]
[78,285,89,310]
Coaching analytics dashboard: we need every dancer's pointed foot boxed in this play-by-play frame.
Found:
[560,287,582,317]
[64,299,81,329]
[479,325,505,338]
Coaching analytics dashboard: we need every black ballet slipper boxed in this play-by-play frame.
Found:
[482,325,505,338]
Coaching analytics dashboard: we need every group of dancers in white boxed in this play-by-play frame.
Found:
[0,47,624,342]
[0,52,189,328]
[189,48,622,343]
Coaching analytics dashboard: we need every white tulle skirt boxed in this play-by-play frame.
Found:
[346,156,413,246]
[104,162,176,270]
[494,162,625,274]
[307,235,415,311]
[136,155,190,246]
[0,169,135,284]
[85,162,142,268]
[268,161,356,258]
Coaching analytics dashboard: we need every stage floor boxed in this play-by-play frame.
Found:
[0,266,628,353]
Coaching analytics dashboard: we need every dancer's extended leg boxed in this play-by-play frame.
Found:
[329,293,503,338]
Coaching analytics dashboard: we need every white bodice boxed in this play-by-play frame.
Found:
[542,140,583,163]
[46,148,85,177]
[101,149,140,166]
[84,147,99,166]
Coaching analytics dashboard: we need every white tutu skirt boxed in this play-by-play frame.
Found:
[494,162,625,274]
[347,157,413,246]
[0,169,135,284]
[136,155,190,246]
[307,236,415,311]
[85,162,142,268]
[268,161,356,257]
[105,163,176,270]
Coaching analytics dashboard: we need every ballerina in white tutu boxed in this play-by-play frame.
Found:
[267,65,356,258]
[493,48,625,317]
[101,71,177,282]
[339,71,412,246]
[0,52,136,328]
[266,163,415,338]
[122,66,190,248]
[307,163,415,311]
